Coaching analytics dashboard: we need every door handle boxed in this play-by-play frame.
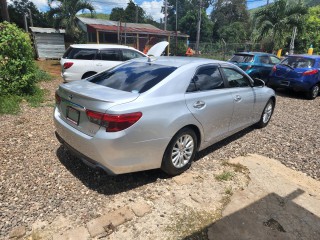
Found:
[96,63,102,66]
[193,101,205,109]
[234,95,242,102]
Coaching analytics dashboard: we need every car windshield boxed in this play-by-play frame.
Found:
[88,62,177,93]
[230,54,254,63]
[281,56,315,68]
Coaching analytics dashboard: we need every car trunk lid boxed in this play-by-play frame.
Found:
[56,81,139,136]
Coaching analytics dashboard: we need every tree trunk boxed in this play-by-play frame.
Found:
[0,0,10,22]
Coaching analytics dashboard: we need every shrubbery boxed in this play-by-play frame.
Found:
[0,22,37,95]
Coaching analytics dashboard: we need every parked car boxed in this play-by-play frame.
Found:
[268,55,320,99]
[54,56,276,176]
[229,52,281,83]
[60,41,168,82]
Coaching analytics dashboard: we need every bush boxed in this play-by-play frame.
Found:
[0,22,37,95]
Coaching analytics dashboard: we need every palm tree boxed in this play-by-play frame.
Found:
[253,0,307,50]
[47,0,94,42]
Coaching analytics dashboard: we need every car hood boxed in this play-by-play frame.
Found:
[147,41,169,57]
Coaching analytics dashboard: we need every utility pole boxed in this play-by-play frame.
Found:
[164,0,167,31]
[195,0,202,55]
[28,8,33,27]
[289,27,297,55]
[175,0,178,55]
[135,4,138,23]
[24,13,28,32]
[0,0,10,22]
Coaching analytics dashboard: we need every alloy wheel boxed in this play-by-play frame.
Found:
[263,102,273,124]
[171,134,194,168]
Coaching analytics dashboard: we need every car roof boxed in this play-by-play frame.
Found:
[235,52,276,56]
[287,54,320,59]
[131,56,227,68]
[69,44,138,50]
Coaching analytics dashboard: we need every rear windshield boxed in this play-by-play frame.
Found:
[281,56,315,68]
[63,47,97,60]
[88,62,177,93]
[230,54,254,63]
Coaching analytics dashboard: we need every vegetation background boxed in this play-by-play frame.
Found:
[0,0,320,113]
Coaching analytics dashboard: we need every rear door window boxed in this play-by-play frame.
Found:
[270,56,281,64]
[63,48,97,60]
[230,54,254,63]
[89,62,177,93]
[221,68,252,88]
[98,49,121,61]
[122,49,145,61]
[259,56,271,64]
[187,66,224,92]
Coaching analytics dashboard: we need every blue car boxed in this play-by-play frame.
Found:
[268,55,320,100]
[229,52,281,82]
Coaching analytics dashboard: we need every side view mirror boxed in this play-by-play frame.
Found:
[254,78,265,87]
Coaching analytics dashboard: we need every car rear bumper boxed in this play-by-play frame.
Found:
[54,108,167,174]
[268,77,311,92]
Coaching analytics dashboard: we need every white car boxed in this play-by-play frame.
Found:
[60,41,168,82]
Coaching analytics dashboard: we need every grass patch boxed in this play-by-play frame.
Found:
[24,87,48,107]
[215,171,234,181]
[34,68,52,82]
[0,95,22,114]
[0,87,48,114]
[225,186,233,195]
[222,161,249,173]
[166,207,221,240]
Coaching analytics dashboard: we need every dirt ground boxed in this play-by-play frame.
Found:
[1,60,319,239]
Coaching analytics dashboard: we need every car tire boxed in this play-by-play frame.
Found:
[256,99,275,128]
[306,84,319,100]
[161,127,197,176]
[82,72,96,79]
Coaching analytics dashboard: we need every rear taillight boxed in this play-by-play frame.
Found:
[86,110,142,132]
[272,65,277,72]
[55,92,61,105]
[303,69,318,76]
[63,62,74,69]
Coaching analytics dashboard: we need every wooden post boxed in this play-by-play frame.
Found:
[167,35,170,56]
[137,33,139,50]
[96,30,99,44]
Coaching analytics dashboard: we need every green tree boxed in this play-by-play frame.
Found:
[211,0,250,42]
[179,9,212,42]
[300,6,320,53]
[124,0,146,23]
[110,7,125,21]
[253,0,307,50]
[218,22,248,43]
[0,22,36,95]
[47,0,94,42]
[3,0,50,29]
[109,1,145,23]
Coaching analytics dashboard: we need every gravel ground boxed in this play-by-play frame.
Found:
[0,62,319,237]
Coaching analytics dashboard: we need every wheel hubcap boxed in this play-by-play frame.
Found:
[263,103,273,123]
[171,134,194,168]
[312,85,319,98]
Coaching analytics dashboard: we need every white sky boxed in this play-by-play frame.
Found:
[28,0,272,22]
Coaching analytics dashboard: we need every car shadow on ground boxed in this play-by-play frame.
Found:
[274,88,311,100]
[56,146,169,195]
[183,189,320,239]
[56,125,256,195]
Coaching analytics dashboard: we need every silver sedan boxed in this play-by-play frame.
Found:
[54,57,275,175]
